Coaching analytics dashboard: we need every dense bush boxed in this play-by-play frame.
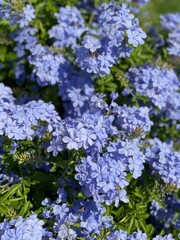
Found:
[0,0,180,239]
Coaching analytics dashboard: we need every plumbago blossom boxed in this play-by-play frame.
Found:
[106,229,147,240]
[28,44,72,86]
[0,83,14,103]
[123,65,180,120]
[10,4,35,28]
[75,140,144,206]
[0,214,47,240]
[47,106,116,155]
[161,13,180,57]
[150,194,180,234]
[0,184,175,240]
[47,92,152,155]
[0,2,11,19]
[0,3,35,26]
[0,83,60,140]
[59,71,94,118]
[41,188,113,239]
[75,1,146,76]
[49,6,87,48]
[47,94,152,206]
[113,105,153,137]
[13,27,38,57]
[143,138,180,188]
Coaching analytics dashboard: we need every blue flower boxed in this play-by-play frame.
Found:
[1,228,23,240]
[83,35,101,52]
[75,1,146,76]
[127,19,146,46]
[152,234,175,240]
[57,224,77,239]
[161,13,180,31]
[124,65,180,120]
[161,13,180,57]
[62,128,81,150]
[10,4,35,28]
[167,28,180,57]
[0,214,45,240]
[0,3,11,19]
[19,4,35,28]
[49,6,86,48]
[144,138,180,188]
[0,83,14,103]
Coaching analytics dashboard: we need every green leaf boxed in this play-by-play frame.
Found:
[115,206,124,219]
[135,219,140,229]
[21,177,31,187]
[120,215,132,223]
[9,197,25,202]
[50,163,57,172]
[128,216,135,234]
[23,187,30,196]
[138,219,147,233]
[133,191,144,200]
[136,213,149,219]
[118,223,127,231]
[0,183,22,203]
[136,204,147,213]
[146,224,155,236]
[136,92,149,103]
[17,187,23,197]
[127,208,136,215]
[128,200,134,208]
[0,204,8,214]
[19,201,32,217]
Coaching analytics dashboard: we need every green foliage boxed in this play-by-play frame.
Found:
[120,43,155,71]
[95,74,118,94]
[107,165,180,238]
[1,136,86,219]
[0,181,32,220]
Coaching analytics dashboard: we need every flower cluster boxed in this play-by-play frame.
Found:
[47,93,152,156]
[107,229,147,239]
[13,27,38,58]
[0,185,176,240]
[0,1,11,19]
[75,2,146,76]
[10,4,35,28]
[0,214,46,240]
[28,44,71,86]
[49,6,86,48]
[75,138,146,206]
[0,84,60,140]
[144,138,180,188]
[41,187,113,239]
[161,13,180,57]
[107,230,175,240]
[0,83,14,104]
[123,65,180,120]
[113,104,153,137]
[150,194,180,234]
[47,97,117,155]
